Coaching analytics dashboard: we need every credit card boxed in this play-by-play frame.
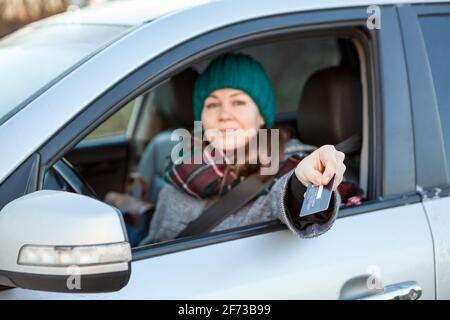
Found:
[299,175,335,217]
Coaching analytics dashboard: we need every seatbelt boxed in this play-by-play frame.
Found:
[178,133,361,238]
[335,133,361,155]
[178,174,277,238]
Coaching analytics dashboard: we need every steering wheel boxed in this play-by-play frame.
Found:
[43,158,98,199]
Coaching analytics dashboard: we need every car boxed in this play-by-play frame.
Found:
[0,0,449,299]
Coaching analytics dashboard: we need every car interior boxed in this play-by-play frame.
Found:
[43,33,366,246]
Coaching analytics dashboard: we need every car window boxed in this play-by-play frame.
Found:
[419,15,450,180]
[0,24,130,124]
[84,100,136,141]
[36,13,367,251]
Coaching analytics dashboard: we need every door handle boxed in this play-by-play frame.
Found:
[359,281,422,300]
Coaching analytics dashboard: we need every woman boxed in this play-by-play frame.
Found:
[140,53,346,245]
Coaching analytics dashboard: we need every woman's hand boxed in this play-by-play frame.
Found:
[294,145,346,190]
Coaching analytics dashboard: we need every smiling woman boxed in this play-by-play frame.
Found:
[134,53,345,246]
[202,88,265,151]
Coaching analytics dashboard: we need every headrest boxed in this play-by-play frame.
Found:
[154,68,199,129]
[297,66,362,147]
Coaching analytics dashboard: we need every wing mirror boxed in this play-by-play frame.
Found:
[0,191,131,293]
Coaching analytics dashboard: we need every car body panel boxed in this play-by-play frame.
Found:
[396,3,450,301]
[0,203,434,299]
[0,0,447,299]
[422,198,450,299]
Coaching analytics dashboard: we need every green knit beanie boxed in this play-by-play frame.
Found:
[193,53,276,128]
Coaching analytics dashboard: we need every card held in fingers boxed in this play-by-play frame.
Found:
[299,175,335,218]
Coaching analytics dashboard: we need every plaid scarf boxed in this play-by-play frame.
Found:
[163,138,365,207]
[163,139,313,199]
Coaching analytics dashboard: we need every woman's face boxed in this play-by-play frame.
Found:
[201,88,265,151]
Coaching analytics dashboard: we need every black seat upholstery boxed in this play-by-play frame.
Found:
[297,66,363,183]
[297,66,362,147]
[153,68,198,129]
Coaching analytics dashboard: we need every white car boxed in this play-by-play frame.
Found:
[0,0,449,299]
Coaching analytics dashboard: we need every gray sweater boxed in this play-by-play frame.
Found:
[140,139,341,245]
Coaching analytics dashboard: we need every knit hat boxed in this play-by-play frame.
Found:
[193,53,276,128]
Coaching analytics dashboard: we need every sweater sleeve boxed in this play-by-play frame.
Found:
[266,170,340,238]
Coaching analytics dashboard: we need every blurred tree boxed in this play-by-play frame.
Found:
[0,0,70,22]
[0,0,101,37]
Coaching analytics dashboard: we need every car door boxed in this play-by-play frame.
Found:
[398,3,450,300]
[0,4,435,299]
[108,6,433,300]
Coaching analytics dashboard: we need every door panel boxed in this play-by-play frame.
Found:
[398,4,450,300]
[122,204,435,299]
[422,197,450,299]
[0,204,434,299]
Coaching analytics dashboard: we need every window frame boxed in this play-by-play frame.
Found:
[79,98,139,143]
[19,6,417,260]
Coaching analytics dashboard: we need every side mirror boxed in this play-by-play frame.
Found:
[0,191,131,293]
